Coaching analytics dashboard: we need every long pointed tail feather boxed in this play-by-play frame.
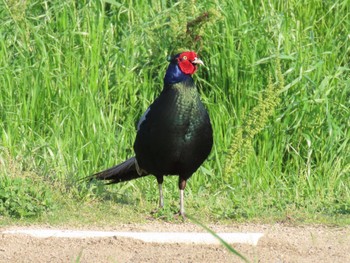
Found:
[90,157,147,184]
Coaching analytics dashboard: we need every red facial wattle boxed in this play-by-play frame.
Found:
[177,51,200,75]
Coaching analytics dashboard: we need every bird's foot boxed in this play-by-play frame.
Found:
[174,211,186,221]
[147,209,163,221]
[150,207,162,215]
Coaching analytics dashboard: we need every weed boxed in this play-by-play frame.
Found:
[0,0,349,223]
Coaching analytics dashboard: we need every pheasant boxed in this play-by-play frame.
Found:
[91,51,213,217]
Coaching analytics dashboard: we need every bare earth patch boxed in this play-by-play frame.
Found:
[1,223,349,262]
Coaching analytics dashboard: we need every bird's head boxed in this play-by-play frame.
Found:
[175,51,204,75]
[164,51,204,85]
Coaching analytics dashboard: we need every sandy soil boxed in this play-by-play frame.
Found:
[1,223,349,263]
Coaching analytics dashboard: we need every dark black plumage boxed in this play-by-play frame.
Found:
[91,51,213,217]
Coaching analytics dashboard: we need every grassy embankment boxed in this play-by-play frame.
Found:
[0,0,349,225]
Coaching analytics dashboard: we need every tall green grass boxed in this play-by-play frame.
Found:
[0,0,349,222]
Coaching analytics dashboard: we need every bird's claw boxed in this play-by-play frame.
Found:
[150,208,161,215]
[174,211,186,221]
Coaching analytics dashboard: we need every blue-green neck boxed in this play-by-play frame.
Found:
[163,60,192,85]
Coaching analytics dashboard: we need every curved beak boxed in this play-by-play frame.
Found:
[192,57,204,66]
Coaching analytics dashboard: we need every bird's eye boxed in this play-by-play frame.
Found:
[182,56,187,60]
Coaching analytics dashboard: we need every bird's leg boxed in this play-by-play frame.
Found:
[178,177,187,219]
[151,176,164,214]
[158,183,164,208]
[157,176,164,208]
[180,189,184,215]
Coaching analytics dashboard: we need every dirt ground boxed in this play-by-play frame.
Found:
[1,223,349,263]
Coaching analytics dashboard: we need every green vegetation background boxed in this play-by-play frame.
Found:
[0,0,349,224]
